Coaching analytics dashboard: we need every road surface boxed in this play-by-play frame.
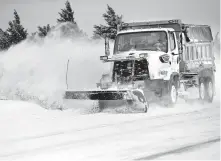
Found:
[0,97,219,161]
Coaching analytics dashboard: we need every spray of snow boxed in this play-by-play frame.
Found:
[0,27,112,109]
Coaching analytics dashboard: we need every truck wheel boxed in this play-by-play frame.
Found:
[164,80,178,107]
[169,83,178,104]
[199,80,205,100]
[199,78,214,103]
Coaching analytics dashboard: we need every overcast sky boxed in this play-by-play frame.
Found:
[0,0,220,37]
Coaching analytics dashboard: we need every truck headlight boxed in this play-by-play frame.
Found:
[159,54,170,63]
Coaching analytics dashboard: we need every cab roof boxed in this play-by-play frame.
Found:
[117,28,174,35]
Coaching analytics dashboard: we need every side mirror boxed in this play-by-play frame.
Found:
[105,36,110,56]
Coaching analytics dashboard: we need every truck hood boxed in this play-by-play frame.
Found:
[111,50,167,60]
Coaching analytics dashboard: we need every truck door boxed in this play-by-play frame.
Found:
[168,31,179,73]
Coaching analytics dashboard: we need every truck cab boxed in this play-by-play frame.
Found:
[112,28,180,81]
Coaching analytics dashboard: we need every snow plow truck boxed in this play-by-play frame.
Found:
[64,19,216,112]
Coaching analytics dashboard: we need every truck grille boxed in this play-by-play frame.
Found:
[113,59,149,83]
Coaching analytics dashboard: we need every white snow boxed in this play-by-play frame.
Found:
[0,98,219,161]
[0,24,220,161]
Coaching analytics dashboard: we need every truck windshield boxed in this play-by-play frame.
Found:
[114,31,168,54]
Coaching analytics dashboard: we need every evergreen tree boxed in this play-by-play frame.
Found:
[56,1,87,39]
[93,5,123,40]
[38,24,51,37]
[7,10,28,45]
[0,29,11,50]
[57,1,76,23]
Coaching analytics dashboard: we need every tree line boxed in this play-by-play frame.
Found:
[0,1,124,51]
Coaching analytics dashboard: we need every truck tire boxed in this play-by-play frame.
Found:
[199,77,214,103]
[169,82,178,105]
[164,79,178,107]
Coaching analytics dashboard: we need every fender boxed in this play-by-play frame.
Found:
[198,68,214,79]
[198,67,215,88]
[161,72,179,95]
[170,72,179,81]
[164,72,179,84]
[168,72,179,89]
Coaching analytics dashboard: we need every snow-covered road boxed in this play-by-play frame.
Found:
[0,97,219,161]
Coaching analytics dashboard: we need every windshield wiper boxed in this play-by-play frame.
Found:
[139,48,154,51]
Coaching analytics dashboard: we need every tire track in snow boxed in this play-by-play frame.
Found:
[135,137,220,160]
[1,106,215,144]
[0,108,219,160]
